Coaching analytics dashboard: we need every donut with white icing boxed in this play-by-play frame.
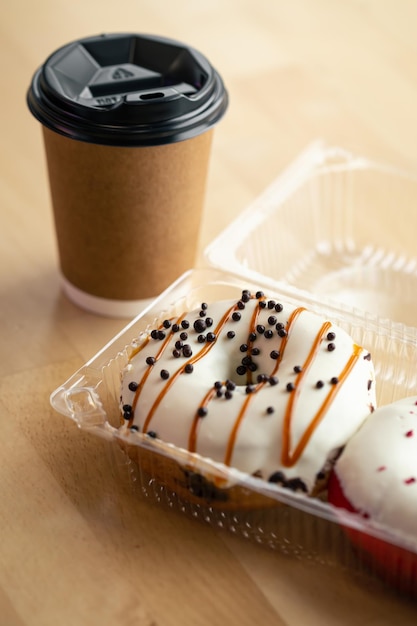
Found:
[119,290,376,507]
[328,396,417,595]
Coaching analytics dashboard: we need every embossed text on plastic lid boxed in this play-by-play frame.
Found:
[27,33,228,146]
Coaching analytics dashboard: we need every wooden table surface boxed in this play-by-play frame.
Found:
[2,1,417,624]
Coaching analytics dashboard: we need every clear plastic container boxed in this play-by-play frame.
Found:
[205,141,417,328]
[51,268,417,598]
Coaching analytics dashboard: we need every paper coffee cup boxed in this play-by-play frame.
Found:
[27,33,228,317]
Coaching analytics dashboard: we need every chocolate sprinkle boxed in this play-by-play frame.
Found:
[268,471,286,484]
[123,405,132,419]
[240,343,248,352]
[185,364,194,374]
[236,365,247,376]
[327,331,336,341]
[181,320,190,329]
[232,311,241,321]
[266,406,275,414]
[163,319,171,329]
[286,382,295,392]
[147,431,157,438]
[205,317,214,327]
[197,407,208,417]
[286,477,308,493]
[327,342,336,352]
[316,380,324,389]
[128,381,139,392]
[227,330,235,339]
[146,356,156,365]
[193,319,206,333]
[198,334,206,343]
[160,369,170,380]
[330,376,339,385]
[206,332,216,342]
[182,345,193,357]
[270,350,280,360]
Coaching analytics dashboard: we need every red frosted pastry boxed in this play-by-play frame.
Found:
[328,396,417,596]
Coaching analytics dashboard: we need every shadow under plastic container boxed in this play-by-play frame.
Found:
[51,268,417,599]
[206,142,417,328]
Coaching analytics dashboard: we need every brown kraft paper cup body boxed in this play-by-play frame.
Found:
[42,126,213,301]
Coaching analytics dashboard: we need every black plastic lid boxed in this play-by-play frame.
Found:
[27,33,228,147]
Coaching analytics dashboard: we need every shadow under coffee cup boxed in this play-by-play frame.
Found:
[27,33,228,317]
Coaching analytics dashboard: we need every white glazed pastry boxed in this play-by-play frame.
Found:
[331,396,417,545]
[119,290,376,500]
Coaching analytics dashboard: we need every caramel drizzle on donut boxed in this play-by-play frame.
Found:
[142,302,240,435]
[281,341,362,466]
[188,300,268,452]
[223,306,305,466]
[188,386,218,452]
[128,313,187,425]
[280,320,331,466]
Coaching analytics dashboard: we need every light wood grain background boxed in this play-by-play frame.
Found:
[2,1,417,624]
